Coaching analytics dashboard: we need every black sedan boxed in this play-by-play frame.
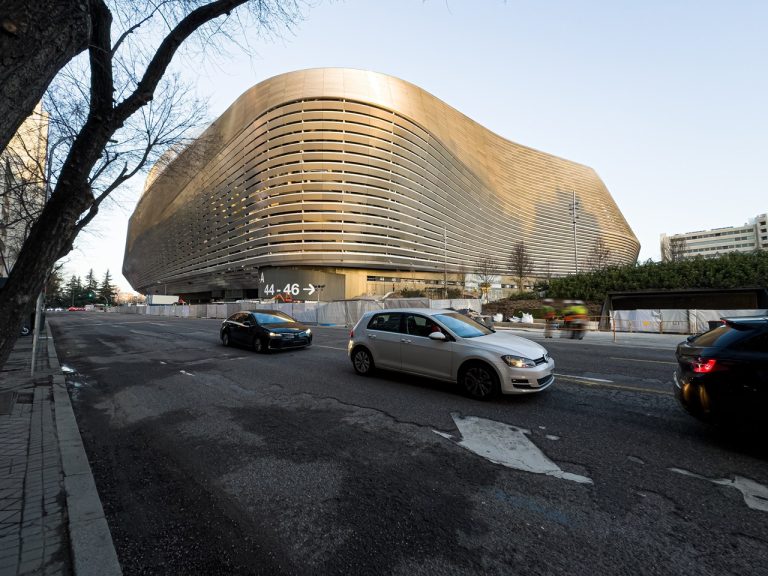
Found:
[220,310,312,353]
[674,316,768,424]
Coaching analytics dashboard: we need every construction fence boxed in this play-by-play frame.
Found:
[109,302,765,334]
[110,298,482,327]
[610,309,768,334]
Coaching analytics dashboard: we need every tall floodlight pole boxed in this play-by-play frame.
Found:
[315,284,326,326]
[569,190,580,273]
[443,226,448,299]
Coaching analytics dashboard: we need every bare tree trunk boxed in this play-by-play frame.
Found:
[0,0,89,152]
[0,182,91,367]
[0,0,252,368]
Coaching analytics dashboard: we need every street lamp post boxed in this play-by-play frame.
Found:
[315,284,326,325]
[569,190,580,273]
[443,226,448,299]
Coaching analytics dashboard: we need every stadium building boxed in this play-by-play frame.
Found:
[124,69,639,301]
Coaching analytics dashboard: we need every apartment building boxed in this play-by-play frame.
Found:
[661,213,768,261]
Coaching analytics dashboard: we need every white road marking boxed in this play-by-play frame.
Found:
[555,373,613,382]
[556,375,672,396]
[435,414,592,484]
[669,468,768,513]
[313,345,348,351]
[610,357,677,365]
[180,370,194,376]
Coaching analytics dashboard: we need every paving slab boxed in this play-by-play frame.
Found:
[0,323,122,576]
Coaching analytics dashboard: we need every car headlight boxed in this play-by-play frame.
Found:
[502,355,536,368]
[305,328,312,336]
[269,332,280,338]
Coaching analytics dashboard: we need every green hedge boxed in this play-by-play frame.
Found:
[547,251,768,301]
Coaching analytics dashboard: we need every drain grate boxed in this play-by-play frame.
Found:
[15,392,34,405]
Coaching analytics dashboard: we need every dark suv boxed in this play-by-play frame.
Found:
[674,317,768,424]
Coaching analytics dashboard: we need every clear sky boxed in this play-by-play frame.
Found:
[63,0,768,293]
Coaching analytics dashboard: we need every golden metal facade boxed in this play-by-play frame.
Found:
[124,68,639,296]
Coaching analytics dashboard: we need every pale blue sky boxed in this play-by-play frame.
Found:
[66,0,768,292]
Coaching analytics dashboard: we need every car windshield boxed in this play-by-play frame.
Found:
[434,312,492,338]
[252,311,294,324]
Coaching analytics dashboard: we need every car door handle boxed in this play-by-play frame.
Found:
[368,334,377,339]
[401,338,412,344]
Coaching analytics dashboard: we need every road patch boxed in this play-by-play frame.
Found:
[435,413,592,484]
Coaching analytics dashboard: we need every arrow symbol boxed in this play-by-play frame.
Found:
[303,284,316,296]
[434,413,592,484]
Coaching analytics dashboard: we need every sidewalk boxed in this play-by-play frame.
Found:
[0,323,121,576]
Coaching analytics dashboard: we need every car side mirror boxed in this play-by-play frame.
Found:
[686,334,695,342]
[429,332,447,341]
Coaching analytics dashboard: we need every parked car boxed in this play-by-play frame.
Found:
[67,306,85,311]
[220,310,312,353]
[348,308,554,399]
[674,316,768,424]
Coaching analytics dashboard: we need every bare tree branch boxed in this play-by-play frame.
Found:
[508,241,533,293]
[0,0,308,368]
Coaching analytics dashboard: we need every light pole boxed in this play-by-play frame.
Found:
[569,190,580,273]
[443,226,448,299]
[315,284,326,326]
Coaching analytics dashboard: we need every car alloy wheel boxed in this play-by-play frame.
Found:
[461,364,499,400]
[222,331,230,346]
[352,348,374,375]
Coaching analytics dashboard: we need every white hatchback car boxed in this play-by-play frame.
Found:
[348,308,555,399]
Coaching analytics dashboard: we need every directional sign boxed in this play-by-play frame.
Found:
[257,270,340,300]
[262,283,317,297]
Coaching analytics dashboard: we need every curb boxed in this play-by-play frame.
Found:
[46,321,123,576]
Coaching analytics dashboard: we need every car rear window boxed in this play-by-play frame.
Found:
[690,325,753,348]
[735,331,768,353]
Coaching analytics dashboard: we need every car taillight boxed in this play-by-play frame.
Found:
[692,358,717,373]
[349,329,354,338]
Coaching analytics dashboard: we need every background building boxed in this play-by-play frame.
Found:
[661,213,768,262]
[124,69,639,301]
[0,103,48,279]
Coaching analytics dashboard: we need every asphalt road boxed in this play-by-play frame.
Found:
[49,313,768,576]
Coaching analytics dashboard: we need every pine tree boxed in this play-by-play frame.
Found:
[99,269,116,305]
[67,275,82,307]
[84,269,98,303]
[45,268,66,307]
